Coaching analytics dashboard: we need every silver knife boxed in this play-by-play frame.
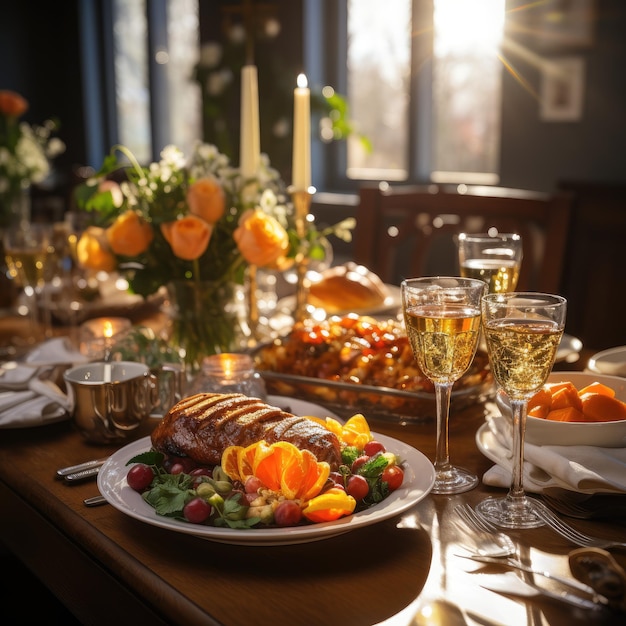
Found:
[83,495,108,507]
[64,466,102,483]
[461,555,609,606]
[56,457,109,478]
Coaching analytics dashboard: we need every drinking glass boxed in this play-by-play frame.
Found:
[476,292,566,528]
[3,223,52,340]
[401,277,486,494]
[457,233,522,294]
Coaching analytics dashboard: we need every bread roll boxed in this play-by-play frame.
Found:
[308,263,388,312]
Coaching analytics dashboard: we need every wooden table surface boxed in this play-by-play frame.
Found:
[0,325,624,625]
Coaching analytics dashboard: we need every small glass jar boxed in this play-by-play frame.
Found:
[187,353,267,400]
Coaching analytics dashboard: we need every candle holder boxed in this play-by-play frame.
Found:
[289,186,315,322]
[79,316,132,360]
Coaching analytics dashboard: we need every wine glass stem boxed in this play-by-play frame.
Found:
[509,398,528,501]
[434,381,453,474]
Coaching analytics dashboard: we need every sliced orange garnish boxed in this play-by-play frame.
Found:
[221,445,245,481]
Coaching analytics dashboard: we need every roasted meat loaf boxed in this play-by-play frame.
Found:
[151,393,342,469]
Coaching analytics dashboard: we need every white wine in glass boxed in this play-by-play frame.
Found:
[3,223,52,340]
[476,292,566,528]
[402,277,486,494]
[458,233,522,294]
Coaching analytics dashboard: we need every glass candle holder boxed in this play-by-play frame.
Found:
[79,317,132,360]
[188,353,267,400]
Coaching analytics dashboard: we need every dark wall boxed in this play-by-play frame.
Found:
[0,1,86,180]
[500,0,626,191]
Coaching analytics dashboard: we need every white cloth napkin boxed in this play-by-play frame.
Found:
[0,338,85,428]
[480,414,626,494]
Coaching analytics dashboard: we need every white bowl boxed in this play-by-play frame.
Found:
[587,346,626,378]
[495,372,626,447]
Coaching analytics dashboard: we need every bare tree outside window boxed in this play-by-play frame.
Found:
[347,0,504,184]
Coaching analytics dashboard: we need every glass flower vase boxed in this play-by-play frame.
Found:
[166,279,247,374]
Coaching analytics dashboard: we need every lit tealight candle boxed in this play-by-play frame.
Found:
[292,73,311,191]
[79,317,131,359]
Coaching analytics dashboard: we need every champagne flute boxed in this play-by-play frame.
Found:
[458,233,522,294]
[3,223,52,341]
[476,292,566,528]
[401,277,486,494]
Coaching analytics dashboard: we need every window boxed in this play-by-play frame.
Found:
[345,0,505,185]
[81,0,201,166]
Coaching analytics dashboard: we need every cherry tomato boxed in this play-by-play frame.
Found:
[126,463,154,492]
[346,474,369,501]
[183,497,212,524]
[274,500,303,527]
[364,440,386,456]
[382,465,404,491]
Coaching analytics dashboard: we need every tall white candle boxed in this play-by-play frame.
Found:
[240,65,260,180]
[292,73,311,190]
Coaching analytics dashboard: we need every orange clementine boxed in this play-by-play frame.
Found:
[221,445,244,481]
[299,451,331,501]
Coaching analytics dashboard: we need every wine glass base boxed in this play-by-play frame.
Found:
[476,495,545,529]
[431,466,478,495]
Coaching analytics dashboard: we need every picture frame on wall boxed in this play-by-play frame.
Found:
[540,56,586,122]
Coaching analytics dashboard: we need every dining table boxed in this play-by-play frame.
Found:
[0,310,624,626]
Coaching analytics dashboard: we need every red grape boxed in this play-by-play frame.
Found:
[244,475,264,494]
[351,455,369,473]
[183,497,212,524]
[274,500,302,526]
[346,474,369,501]
[126,464,155,492]
[364,440,386,456]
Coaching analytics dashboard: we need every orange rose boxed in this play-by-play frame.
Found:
[76,227,117,272]
[233,209,289,268]
[0,90,28,117]
[186,177,225,224]
[106,210,154,256]
[160,215,212,261]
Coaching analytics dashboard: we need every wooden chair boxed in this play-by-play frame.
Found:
[353,183,573,293]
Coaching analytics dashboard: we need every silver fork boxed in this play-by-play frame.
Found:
[455,503,611,607]
[454,503,515,557]
[534,500,626,549]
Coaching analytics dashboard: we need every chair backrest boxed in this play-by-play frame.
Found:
[353,183,573,293]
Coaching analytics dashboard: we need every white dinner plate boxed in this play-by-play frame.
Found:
[587,346,626,378]
[555,333,583,363]
[277,284,402,318]
[265,395,340,421]
[97,432,435,546]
